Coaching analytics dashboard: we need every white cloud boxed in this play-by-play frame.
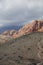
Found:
[0,24,4,27]
[0,0,43,25]
[0,0,42,12]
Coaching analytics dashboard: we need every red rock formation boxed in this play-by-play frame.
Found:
[13,20,43,38]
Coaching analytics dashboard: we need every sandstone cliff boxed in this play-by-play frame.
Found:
[13,20,43,38]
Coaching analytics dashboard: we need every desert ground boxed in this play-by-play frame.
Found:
[0,32,43,65]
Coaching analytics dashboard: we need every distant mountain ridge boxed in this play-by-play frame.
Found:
[2,20,43,38]
[0,25,22,34]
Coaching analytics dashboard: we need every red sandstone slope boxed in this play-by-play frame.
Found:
[13,20,43,38]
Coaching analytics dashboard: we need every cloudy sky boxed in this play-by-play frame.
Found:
[0,0,43,26]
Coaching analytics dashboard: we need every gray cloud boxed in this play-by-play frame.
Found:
[0,0,43,25]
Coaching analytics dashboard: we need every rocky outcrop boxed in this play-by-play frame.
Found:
[2,30,17,36]
[13,20,43,38]
[2,20,43,38]
[0,35,13,43]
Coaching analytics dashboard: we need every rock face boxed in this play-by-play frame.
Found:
[0,35,13,43]
[2,20,43,38]
[13,20,43,38]
[2,30,17,36]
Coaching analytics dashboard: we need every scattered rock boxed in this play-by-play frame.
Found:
[37,63,43,65]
